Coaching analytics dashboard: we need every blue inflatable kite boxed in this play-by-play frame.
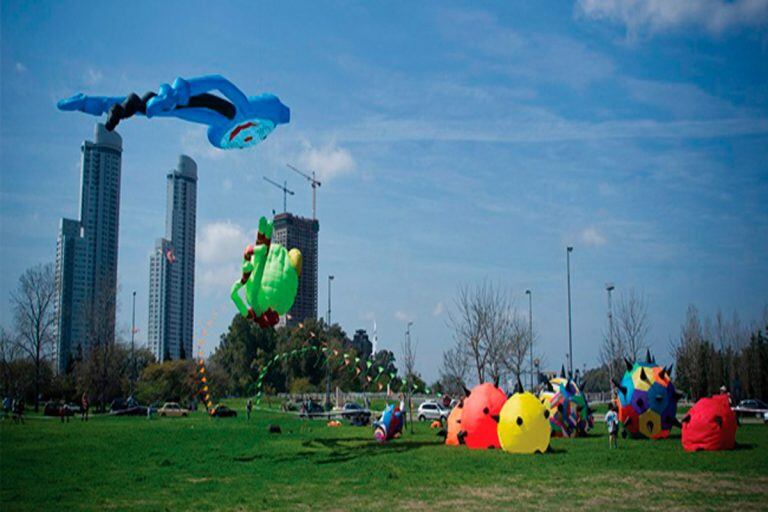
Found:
[57,75,290,149]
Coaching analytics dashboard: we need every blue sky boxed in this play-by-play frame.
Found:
[1,1,767,383]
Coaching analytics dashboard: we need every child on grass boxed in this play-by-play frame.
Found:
[605,403,619,449]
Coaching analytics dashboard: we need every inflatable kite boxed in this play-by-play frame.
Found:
[538,368,594,437]
[374,404,403,443]
[231,217,302,329]
[681,394,737,452]
[445,400,465,446]
[459,381,507,450]
[612,350,681,439]
[57,74,290,149]
[498,381,552,454]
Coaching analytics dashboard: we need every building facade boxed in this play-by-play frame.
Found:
[272,213,319,327]
[148,155,197,361]
[53,124,122,373]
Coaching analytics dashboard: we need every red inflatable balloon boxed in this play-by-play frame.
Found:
[445,401,464,446]
[681,394,737,452]
[460,382,507,450]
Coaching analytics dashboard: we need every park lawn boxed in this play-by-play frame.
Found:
[1,406,767,511]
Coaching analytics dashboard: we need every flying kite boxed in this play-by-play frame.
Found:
[231,217,302,329]
[612,350,681,439]
[458,381,507,450]
[57,74,290,149]
[681,394,737,452]
[538,369,595,437]
[498,380,552,454]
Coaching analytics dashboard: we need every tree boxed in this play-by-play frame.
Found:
[10,263,56,411]
[614,288,649,363]
[501,314,530,386]
[438,346,469,395]
[79,282,121,411]
[448,284,489,383]
[0,327,21,397]
[448,282,526,387]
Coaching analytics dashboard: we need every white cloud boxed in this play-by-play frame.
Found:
[432,301,445,316]
[15,62,27,74]
[577,0,768,36]
[197,221,251,264]
[298,141,355,181]
[394,310,414,322]
[196,221,254,295]
[581,227,607,246]
[84,67,103,86]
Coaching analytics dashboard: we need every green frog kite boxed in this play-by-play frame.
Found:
[230,217,302,329]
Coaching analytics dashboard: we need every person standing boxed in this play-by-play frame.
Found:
[81,392,89,422]
[246,399,253,421]
[605,403,619,449]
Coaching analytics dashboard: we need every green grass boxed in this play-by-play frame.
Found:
[2,402,767,511]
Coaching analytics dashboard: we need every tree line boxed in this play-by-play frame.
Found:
[1,263,412,412]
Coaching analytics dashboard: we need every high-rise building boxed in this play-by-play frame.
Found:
[272,213,319,327]
[148,155,197,361]
[53,124,122,373]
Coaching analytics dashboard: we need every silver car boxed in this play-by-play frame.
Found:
[417,401,449,422]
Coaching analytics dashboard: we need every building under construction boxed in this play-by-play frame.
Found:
[272,213,319,326]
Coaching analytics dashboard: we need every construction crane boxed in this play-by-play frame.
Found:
[286,163,321,219]
[262,176,294,213]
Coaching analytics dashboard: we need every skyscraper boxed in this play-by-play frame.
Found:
[148,155,197,361]
[54,124,122,373]
[272,213,319,326]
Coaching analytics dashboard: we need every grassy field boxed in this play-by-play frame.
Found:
[1,401,767,511]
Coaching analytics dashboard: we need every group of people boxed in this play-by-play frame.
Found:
[3,396,25,423]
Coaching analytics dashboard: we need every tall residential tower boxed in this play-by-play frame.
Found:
[54,124,123,373]
[272,213,319,326]
[148,155,197,361]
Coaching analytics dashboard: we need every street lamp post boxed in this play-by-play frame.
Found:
[325,275,334,415]
[130,291,136,397]
[525,290,533,390]
[566,246,574,376]
[606,283,615,386]
[406,321,413,433]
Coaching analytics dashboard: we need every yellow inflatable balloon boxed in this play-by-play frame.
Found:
[497,391,552,454]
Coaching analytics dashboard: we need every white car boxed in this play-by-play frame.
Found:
[417,401,450,422]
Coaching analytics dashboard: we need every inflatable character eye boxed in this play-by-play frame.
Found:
[544,410,550,419]
[516,417,523,426]
[646,421,654,432]
[714,416,723,427]
[637,399,644,408]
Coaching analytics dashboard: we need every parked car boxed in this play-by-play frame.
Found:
[299,400,325,419]
[764,411,768,424]
[417,401,450,422]
[158,402,189,417]
[340,402,371,425]
[210,404,237,418]
[732,399,768,418]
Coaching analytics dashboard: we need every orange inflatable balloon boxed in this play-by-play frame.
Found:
[460,382,507,450]
[445,401,464,446]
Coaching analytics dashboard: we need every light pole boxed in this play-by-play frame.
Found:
[606,283,615,386]
[325,275,334,414]
[525,290,533,390]
[406,321,413,433]
[130,290,136,397]
[566,246,574,376]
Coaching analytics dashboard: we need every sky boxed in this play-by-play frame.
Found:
[1,1,767,384]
